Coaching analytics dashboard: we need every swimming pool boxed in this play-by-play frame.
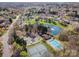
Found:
[50,26,61,35]
[47,39,63,50]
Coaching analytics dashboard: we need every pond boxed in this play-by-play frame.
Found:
[43,23,61,35]
[50,26,61,35]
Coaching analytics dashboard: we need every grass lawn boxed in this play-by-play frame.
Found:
[64,24,74,31]
[50,21,65,28]
[24,18,69,30]
[55,21,65,28]
[38,19,46,25]
[30,19,36,25]
[38,20,66,29]
[24,19,36,25]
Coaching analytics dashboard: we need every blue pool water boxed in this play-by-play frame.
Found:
[48,39,63,50]
[50,26,61,35]
[50,40,62,49]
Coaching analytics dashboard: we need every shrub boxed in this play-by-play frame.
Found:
[20,51,28,57]
[52,21,57,25]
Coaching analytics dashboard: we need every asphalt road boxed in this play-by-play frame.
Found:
[1,15,21,57]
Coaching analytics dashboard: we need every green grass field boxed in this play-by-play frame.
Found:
[24,18,68,29]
